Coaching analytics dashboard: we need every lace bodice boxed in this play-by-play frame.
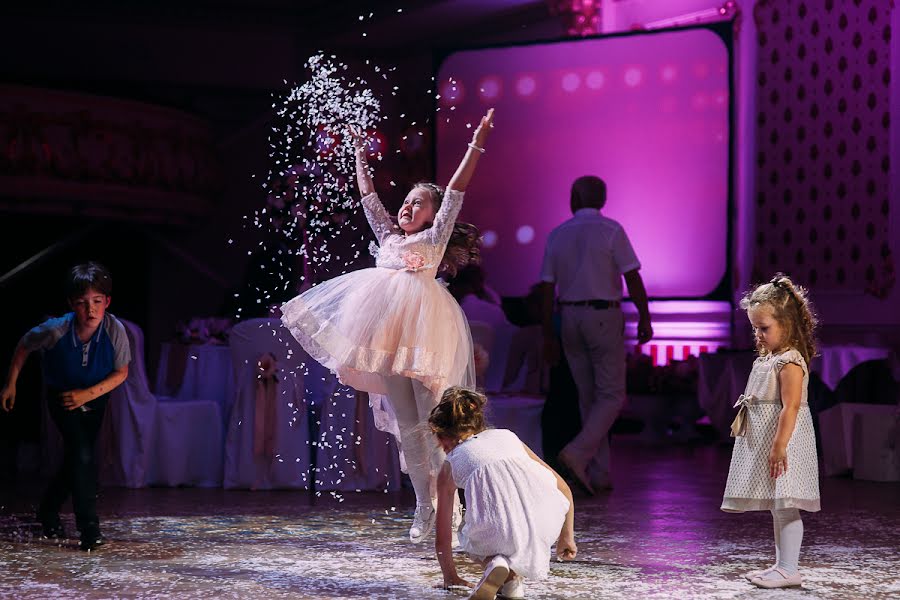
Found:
[361,190,464,276]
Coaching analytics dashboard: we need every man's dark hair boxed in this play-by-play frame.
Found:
[570,175,607,212]
[66,262,113,299]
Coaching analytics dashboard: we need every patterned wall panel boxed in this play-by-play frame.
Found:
[752,0,893,297]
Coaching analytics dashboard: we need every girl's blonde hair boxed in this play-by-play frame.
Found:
[428,387,488,440]
[740,273,818,364]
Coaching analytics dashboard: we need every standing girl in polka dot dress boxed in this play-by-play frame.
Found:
[721,274,820,589]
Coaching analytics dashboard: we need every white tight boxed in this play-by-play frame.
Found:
[771,508,804,574]
[384,375,441,506]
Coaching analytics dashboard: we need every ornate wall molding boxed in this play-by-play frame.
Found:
[0,85,220,224]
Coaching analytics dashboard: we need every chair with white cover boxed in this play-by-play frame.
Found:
[312,366,401,492]
[96,319,159,487]
[224,318,312,490]
[129,320,223,488]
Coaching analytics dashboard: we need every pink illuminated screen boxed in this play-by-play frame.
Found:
[436,28,730,297]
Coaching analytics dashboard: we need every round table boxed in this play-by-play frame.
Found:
[155,342,236,421]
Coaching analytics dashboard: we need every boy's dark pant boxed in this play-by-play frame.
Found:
[39,393,108,536]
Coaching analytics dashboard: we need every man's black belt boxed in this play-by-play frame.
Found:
[559,299,621,309]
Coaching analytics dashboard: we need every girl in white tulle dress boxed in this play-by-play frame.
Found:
[281,109,494,543]
[429,387,576,600]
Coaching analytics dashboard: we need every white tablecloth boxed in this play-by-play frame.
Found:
[156,342,235,421]
[811,345,895,390]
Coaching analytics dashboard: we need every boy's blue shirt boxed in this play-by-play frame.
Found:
[22,313,131,391]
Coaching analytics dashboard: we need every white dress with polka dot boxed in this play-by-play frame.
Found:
[721,348,821,513]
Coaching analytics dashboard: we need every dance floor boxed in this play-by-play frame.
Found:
[1,439,898,599]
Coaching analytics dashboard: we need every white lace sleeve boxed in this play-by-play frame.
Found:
[428,189,465,246]
[360,192,395,244]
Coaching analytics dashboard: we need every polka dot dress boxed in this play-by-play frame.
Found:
[721,348,821,513]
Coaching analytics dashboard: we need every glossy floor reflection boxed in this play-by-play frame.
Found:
[2,439,898,599]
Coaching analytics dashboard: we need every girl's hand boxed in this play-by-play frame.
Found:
[769,444,788,478]
[471,108,495,149]
[0,383,15,412]
[60,389,91,411]
[348,125,367,156]
[441,573,472,590]
[556,532,578,560]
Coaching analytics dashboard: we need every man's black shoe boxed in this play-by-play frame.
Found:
[38,514,66,539]
[79,532,105,551]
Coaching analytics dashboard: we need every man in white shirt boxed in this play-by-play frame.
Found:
[540,175,653,494]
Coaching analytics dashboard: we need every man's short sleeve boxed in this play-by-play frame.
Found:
[612,226,641,274]
[20,316,70,353]
[107,317,132,370]
[540,230,557,283]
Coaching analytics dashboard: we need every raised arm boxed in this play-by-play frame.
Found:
[350,126,375,197]
[349,126,394,243]
[447,108,494,193]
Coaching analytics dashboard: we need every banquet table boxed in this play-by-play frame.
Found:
[155,342,236,422]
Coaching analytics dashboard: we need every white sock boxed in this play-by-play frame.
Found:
[763,508,803,577]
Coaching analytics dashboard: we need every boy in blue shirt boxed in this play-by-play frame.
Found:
[1,262,130,550]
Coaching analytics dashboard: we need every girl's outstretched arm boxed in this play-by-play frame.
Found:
[350,126,375,197]
[522,442,577,560]
[447,108,494,193]
[435,462,470,589]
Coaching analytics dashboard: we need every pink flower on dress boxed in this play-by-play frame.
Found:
[402,251,427,272]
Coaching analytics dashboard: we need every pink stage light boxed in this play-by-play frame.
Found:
[477,76,502,101]
[624,67,644,88]
[516,225,535,244]
[561,72,581,92]
[661,65,678,83]
[515,75,537,97]
[439,78,464,106]
[586,70,606,90]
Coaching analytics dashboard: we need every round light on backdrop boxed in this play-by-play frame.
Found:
[477,76,502,101]
[516,225,535,245]
[586,70,606,90]
[439,79,464,106]
[661,65,677,83]
[624,68,643,88]
[515,75,537,97]
[482,230,498,248]
[561,72,581,92]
